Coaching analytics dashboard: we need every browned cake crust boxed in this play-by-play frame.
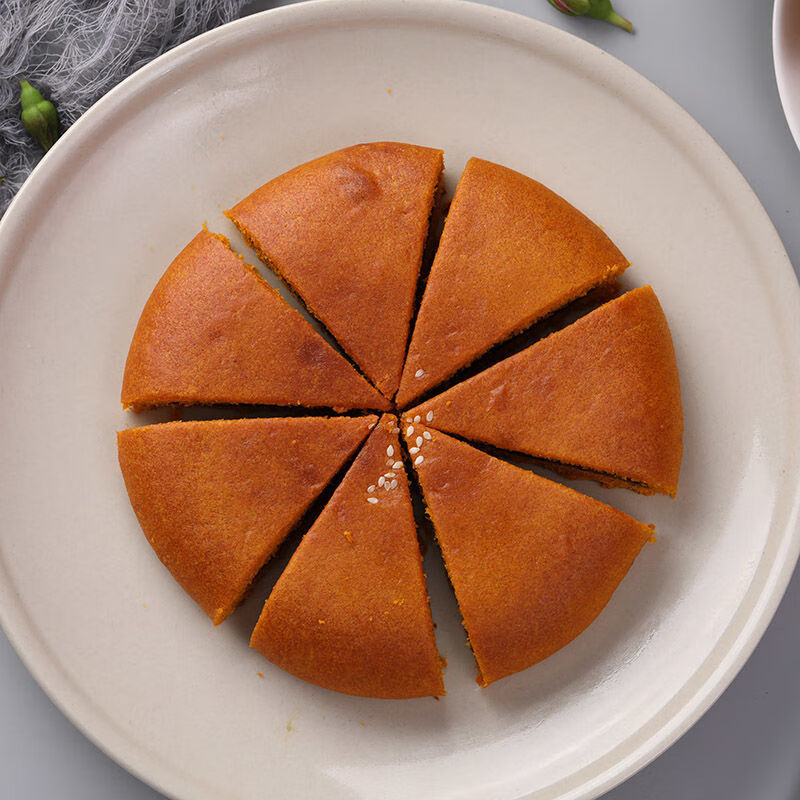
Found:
[403,424,653,686]
[250,415,444,698]
[396,157,630,407]
[409,286,683,496]
[226,142,444,400]
[117,416,376,625]
[121,230,389,412]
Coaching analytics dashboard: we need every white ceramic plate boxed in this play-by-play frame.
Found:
[774,0,800,150]
[1,2,799,799]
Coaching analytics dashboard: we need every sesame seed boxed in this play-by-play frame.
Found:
[426,411,434,422]
[406,425,414,436]
[389,479,398,489]
[383,482,391,491]
[386,458,394,466]
[386,445,394,457]
[414,455,424,465]
[416,436,423,447]
[378,476,386,487]
[414,369,425,379]
[423,431,432,440]
[409,446,420,454]
[392,461,403,469]
[367,485,375,493]
[414,415,421,424]
[391,426,400,434]
[367,497,379,504]
[386,472,396,478]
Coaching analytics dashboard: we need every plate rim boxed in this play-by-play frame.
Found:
[773,0,800,151]
[1,2,799,799]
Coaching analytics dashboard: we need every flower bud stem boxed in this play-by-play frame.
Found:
[595,9,633,32]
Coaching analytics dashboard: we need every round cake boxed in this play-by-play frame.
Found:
[118,142,683,698]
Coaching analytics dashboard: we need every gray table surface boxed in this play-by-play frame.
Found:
[3,0,799,798]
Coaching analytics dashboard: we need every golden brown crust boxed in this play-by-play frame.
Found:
[226,142,444,400]
[409,286,683,496]
[250,415,444,698]
[117,416,376,625]
[121,230,390,412]
[396,157,630,407]
[402,424,652,686]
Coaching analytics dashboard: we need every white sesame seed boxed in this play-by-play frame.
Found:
[386,458,394,466]
[385,472,396,478]
[426,411,434,422]
[414,369,425,379]
[409,446,420,454]
[414,415,421,424]
[391,426,400,434]
[378,476,385,487]
[406,425,414,436]
[367,497,379,505]
[414,455,424,465]
[386,445,394,457]
[389,479,398,489]
[423,431,432,440]
[383,482,391,491]
[416,436,423,447]
[367,485,375,493]
[392,461,403,469]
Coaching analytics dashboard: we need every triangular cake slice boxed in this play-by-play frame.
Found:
[409,286,683,496]
[250,415,444,698]
[396,157,629,407]
[402,424,652,687]
[122,230,389,412]
[118,416,376,625]
[226,142,444,400]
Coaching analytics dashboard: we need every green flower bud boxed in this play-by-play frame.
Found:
[547,0,633,32]
[19,80,60,151]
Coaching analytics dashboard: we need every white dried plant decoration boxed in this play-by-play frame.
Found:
[0,0,247,214]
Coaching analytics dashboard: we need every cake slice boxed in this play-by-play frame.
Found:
[396,157,629,407]
[121,230,389,412]
[408,286,683,496]
[402,424,652,687]
[117,415,376,625]
[250,415,444,698]
[226,142,444,400]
